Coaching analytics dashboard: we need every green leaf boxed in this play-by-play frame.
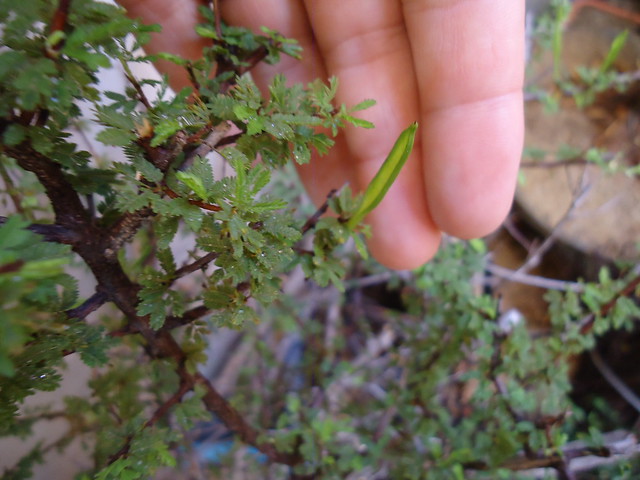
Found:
[194,24,220,40]
[176,171,208,201]
[2,124,27,146]
[347,122,418,229]
[469,238,487,254]
[155,216,179,250]
[153,52,188,66]
[352,234,369,259]
[600,29,629,73]
[350,98,376,112]
[96,127,135,147]
[344,115,375,129]
[150,119,182,147]
[233,104,255,121]
[132,157,163,183]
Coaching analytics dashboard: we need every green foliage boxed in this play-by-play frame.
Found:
[0,1,638,479]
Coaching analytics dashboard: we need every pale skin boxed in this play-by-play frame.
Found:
[119,0,525,270]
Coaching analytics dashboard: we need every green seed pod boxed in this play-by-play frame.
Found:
[347,122,418,230]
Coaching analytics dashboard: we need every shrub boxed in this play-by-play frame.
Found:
[1,1,639,478]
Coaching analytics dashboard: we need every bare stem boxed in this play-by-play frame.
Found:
[65,291,109,320]
[301,188,338,234]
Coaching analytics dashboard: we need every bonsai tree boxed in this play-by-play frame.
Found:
[1,0,639,478]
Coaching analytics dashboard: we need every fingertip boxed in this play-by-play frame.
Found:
[431,186,515,240]
[362,182,442,270]
[423,92,523,241]
[366,218,441,270]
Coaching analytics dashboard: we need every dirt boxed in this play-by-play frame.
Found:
[519,1,640,265]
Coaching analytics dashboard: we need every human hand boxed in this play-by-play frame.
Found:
[119,0,525,270]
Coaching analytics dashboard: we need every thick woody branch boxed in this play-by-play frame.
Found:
[7,144,90,230]
[104,207,154,259]
[0,217,82,245]
[10,130,303,470]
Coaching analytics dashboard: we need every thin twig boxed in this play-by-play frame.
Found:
[301,188,338,234]
[212,0,222,39]
[173,252,219,280]
[521,158,591,169]
[590,349,640,414]
[486,263,584,292]
[0,162,27,216]
[185,62,201,95]
[65,291,109,320]
[182,121,231,168]
[120,59,153,111]
[163,305,211,330]
[146,377,194,428]
[512,173,591,277]
[194,372,303,465]
[344,271,412,290]
[161,185,222,212]
[215,132,242,148]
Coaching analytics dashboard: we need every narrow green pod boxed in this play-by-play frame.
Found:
[347,122,418,230]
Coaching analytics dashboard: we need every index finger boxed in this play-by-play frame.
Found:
[403,0,525,238]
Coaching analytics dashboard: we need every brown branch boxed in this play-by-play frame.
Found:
[14,127,304,470]
[146,375,194,428]
[0,162,26,216]
[0,260,24,275]
[0,216,82,245]
[7,144,90,230]
[45,0,71,57]
[108,374,195,465]
[173,252,219,280]
[301,188,338,234]
[104,207,154,259]
[215,132,242,148]
[29,222,81,244]
[50,0,71,35]
[122,70,153,111]
[74,240,302,467]
[238,46,269,76]
[162,185,222,212]
[185,62,201,94]
[182,121,231,168]
[212,0,222,39]
[65,291,108,320]
[163,305,210,330]
[216,45,270,85]
[195,372,303,466]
